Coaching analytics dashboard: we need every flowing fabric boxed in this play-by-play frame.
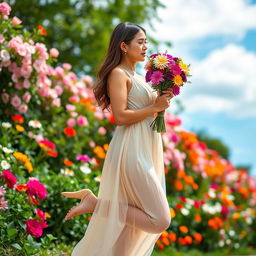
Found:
[72,68,171,256]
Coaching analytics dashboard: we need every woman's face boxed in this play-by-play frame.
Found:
[125,30,148,62]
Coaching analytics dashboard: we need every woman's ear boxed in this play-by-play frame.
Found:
[120,42,127,52]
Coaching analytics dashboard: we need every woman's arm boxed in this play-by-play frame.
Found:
[107,68,171,126]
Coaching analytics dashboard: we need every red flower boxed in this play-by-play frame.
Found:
[179,196,187,203]
[108,113,116,123]
[35,209,46,220]
[15,184,28,191]
[37,25,47,36]
[27,178,47,200]
[1,170,17,189]
[46,150,58,157]
[39,139,56,149]
[64,127,77,136]
[25,219,48,238]
[11,115,24,123]
[175,203,183,210]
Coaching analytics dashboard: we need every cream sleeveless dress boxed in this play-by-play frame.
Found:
[72,68,169,256]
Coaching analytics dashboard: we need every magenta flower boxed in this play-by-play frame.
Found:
[25,219,48,238]
[1,170,17,189]
[150,71,164,85]
[180,71,187,82]
[172,85,180,96]
[76,154,91,162]
[145,70,153,82]
[170,64,182,75]
[35,208,46,220]
[39,139,56,150]
[27,178,47,200]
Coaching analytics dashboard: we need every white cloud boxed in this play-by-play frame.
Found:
[148,0,256,42]
[177,44,256,118]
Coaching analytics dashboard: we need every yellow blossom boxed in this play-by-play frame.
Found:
[179,60,190,72]
[13,152,29,163]
[16,125,24,132]
[173,75,183,86]
[153,55,169,69]
[25,160,33,172]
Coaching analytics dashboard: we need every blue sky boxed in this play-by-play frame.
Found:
[142,0,256,176]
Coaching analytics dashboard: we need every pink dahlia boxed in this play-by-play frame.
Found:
[76,154,91,162]
[35,208,46,220]
[27,178,47,200]
[25,219,48,238]
[1,170,17,189]
[170,64,182,75]
[150,71,164,85]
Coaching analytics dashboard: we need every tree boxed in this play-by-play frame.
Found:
[7,0,165,75]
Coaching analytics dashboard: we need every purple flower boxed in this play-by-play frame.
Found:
[170,64,182,76]
[76,154,91,162]
[151,71,164,85]
[165,72,174,81]
[145,70,153,82]
[149,53,160,58]
[180,71,187,82]
[172,85,180,96]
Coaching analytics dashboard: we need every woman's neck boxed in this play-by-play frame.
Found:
[119,59,136,74]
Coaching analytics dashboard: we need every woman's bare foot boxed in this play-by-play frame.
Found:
[64,192,98,220]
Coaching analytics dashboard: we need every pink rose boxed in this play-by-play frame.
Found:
[52,98,61,107]
[65,104,76,112]
[20,64,32,78]
[1,93,9,104]
[77,115,88,126]
[68,95,80,103]
[98,126,106,135]
[82,75,93,86]
[0,2,11,19]
[49,48,59,58]
[70,111,78,117]
[23,79,31,89]
[15,81,23,90]
[54,85,63,96]
[0,34,4,44]
[11,16,22,26]
[67,118,76,127]
[62,63,72,71]
[10,95,21,107]
[22,92,31,103]
[18,104,28,114]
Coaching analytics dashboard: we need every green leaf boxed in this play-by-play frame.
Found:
[11,243,22,250]
[7,228,18,239]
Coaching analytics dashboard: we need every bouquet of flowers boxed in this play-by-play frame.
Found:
[145,52,191,133]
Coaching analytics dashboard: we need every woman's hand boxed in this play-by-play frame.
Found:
[154,90,174,112]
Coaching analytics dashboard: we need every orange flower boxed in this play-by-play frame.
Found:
[178,237,186,245]
[192,182,199,190]
[179,225,189,234]
[170,208,176,218]
[64,127,77,136]
[158,243,164,250]
[194,232,203,243]
[168,233,176,242]
[232,212,241,219]
[11,115,24,123]
[184,175,194,185]
[64,159,73,166]
[208,217,223,230]
[161,237,170,246]
[174,179,183,191]
[184,236,193,245]
[103,144,109,151]
[25,160,33,172]
[16,124,24,132]
[93,146,106,159]
[177,169,186,178]
[194,213,201,222]
[238,187,249,198]
[37,25,47,36]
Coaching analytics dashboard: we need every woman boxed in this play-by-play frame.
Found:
[61,22,174,256]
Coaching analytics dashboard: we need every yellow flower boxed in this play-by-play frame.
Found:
[179,60,190,72]
[173,75,183,86]
[170,208,176,218]
[153,55,169,69]
[16,125,24,132]
[45,212,51,218]
[25,160,33,172]
[13,152,29,163]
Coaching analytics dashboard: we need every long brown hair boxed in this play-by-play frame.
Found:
[93,22,146,111]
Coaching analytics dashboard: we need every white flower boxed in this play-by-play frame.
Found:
[246,217,253,224]
[229,230,235,237]
[185,203,192,209]
[94,176,101,182]
[208,189,216,198]
[226,239,231,245]
[0,49,10,62]
[219,229,225,235]
[227,194,234,201]
[1,160,10,170]
[60,168,74,176]
[181,208,189,216]
[234,243,240,249]
[1,122,11,128]
[80,163,91,174]
[218,240,225,247]
[2,147,13,154]
[28,120,42,128]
